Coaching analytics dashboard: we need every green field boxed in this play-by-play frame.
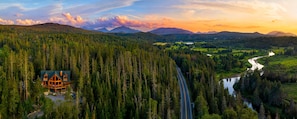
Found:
[191,47,216,52]
[282,83,297,101]
[153,42,168,46]
[259,55,297,75]
[270,47,285,54]
[165,41,266,56]
[266,56,297,68]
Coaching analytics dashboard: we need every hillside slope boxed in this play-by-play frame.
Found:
[0,23,98,34]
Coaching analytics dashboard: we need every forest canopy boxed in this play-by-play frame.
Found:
[0,24,180,119]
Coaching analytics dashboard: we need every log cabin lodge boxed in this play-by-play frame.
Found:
[40,70,71,92]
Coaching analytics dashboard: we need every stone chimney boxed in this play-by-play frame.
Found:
[60,71,63,76]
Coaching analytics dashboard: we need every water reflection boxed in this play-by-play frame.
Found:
[222,77,254,110]
[222,77,240,96]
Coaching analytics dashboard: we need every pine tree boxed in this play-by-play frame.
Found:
[221,96,227,113]
[259,103,265,119]
[195,91,209,118]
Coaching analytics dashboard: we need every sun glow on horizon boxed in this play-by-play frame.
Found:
[0,0,296,34]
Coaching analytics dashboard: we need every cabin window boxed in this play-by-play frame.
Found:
[63,74,68,81]
[43,74,48,81]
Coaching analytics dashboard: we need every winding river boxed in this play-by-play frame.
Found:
[222,52,275,110]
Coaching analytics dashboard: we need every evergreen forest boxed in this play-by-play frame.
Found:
[0,24,180,119]
[0,24,296,119]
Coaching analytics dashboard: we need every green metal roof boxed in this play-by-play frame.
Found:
[40,70,71,81]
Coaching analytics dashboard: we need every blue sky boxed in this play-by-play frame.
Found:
[0,0,296,33]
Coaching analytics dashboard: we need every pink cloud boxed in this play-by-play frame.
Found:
[62,13,85,25]
[83,15,163,29]
[0,18,14,24]
[16,19,42,25]
[49,16,68,24]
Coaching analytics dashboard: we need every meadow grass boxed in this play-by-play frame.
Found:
[191,47,209,52]
[266,55,297,68]
[166,45,180,50]
[270,47,285,54]
[153,42,168,46]
[191,47,228,54]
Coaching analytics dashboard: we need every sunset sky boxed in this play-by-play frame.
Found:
[0,0,296,34]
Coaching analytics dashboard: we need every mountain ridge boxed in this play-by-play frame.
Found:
[0,23,96,34]
[267,31,296,37]
[98,28,109,33]
[109,26,141,33]
[2,23,296,40]
[149,27,193,35]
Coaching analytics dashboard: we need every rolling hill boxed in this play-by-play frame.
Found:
[149,28,193,35]
[0,23,96,34]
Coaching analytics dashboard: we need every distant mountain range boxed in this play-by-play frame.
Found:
[214,31,264,38]
[267,31,296,37]
[6,23,294,42]
[97,28,109,33]
[109,26,140,33]
[103,26,194,35]
[24,23,297,40]
[197,31,218,34]
[92,26,296,37]
[149,28,193,35]
[156,31,266,42]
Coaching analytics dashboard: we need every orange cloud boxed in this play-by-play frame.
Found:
[16,19,42,25]
[62,13,84,25]
[0,18,14,24]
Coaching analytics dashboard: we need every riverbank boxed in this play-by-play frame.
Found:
[247,51,275,71]
[222,51,275,111]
